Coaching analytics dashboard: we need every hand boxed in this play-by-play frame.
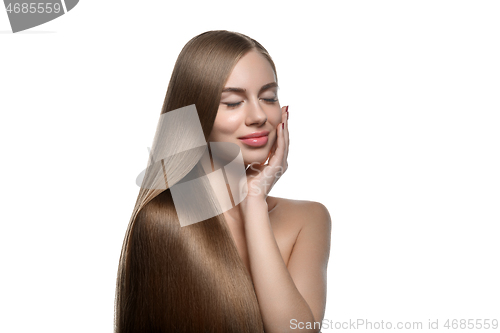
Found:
[244,105,289,200]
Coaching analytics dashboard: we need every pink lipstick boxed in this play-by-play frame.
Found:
[238,130,269,147]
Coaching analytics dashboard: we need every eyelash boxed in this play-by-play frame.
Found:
[224,98,278,108]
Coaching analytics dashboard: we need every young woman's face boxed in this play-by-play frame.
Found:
[208,49,281,165]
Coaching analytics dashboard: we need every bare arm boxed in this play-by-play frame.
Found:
[241,198,331,333]
[286,201,331,324]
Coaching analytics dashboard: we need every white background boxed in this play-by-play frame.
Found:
[1,1,499,332]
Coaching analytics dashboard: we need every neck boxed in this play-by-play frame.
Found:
[224,204,244,226]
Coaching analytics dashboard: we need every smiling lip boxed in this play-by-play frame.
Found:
[238,131,269,147]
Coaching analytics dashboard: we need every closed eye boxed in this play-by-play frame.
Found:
[223,98,278,109]
[260,98,278,103]
[224,101,242,108]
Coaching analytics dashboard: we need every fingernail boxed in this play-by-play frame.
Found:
[286,105,289,119]
[282,122,284,129]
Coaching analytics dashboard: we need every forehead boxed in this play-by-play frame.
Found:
[224,50,276,89]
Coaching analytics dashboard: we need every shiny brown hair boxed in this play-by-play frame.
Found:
[115,30,277,332]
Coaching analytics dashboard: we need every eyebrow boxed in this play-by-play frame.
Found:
[222,82,279,94]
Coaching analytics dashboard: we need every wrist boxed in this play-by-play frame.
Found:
[240,195,268,210]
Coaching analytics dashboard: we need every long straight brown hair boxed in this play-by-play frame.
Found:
[115,30,278,333]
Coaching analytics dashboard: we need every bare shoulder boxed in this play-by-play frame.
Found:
[267,195,331,231]
[267,196,331,225]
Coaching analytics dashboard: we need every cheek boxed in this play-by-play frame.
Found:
[269,108,283,125]
[210,112,242,140]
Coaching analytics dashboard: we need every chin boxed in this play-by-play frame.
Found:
[242,149,271,166]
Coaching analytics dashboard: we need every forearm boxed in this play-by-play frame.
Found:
[241,197,318,333]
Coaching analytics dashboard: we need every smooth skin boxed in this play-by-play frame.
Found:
[208,50,331,333]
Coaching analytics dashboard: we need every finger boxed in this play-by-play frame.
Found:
[283,105,289,162]
[268,119,285,169]
[266,106,287,172]
[280,105,288,161]
[266,108,285,164]
[263,129,278,165]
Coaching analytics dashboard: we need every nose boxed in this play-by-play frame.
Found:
[245,99,267,126]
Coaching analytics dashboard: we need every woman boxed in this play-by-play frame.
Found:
[115,30,331,333]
